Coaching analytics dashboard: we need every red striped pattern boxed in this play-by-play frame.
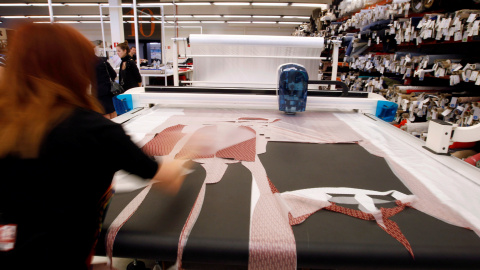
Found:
[141,124,186,156]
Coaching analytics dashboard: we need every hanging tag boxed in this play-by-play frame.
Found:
[405,68,412,77]
[467,13,477,23]
[0,224,17,251]
[476,75,480,85]
[442,108,453,116]
[368,38,372,46]
[467,115,474,125]
[450,97,458,108]
[463,31,469,42]
[473,107,480,120]
[470,70,479,82]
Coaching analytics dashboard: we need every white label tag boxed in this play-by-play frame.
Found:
[467,115,474,125]
[0,224,17,251]
[467,13,477,23]
[470,71,479,82]
[450,97,458,108]
[454,31,463,41]
[473,108,480,120]
[463,31,469,42]
[442,108,452,116]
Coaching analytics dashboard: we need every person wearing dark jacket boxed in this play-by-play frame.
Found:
[95,56,117,119]
[0,23,187,270]
[116,41,142,91]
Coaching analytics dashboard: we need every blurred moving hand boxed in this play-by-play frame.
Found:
[151,158,192,195]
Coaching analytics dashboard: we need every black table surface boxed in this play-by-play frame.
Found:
[96,142,480,269]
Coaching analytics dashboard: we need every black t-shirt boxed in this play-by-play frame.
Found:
[0,108,158,269]
[119,56,142,91]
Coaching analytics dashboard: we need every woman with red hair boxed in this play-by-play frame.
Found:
[0,23,186,269]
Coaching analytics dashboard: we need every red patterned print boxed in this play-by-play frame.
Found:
[176,126,216,160]
[323,201,414,258]
[216,126,256,162]
[142,124,186,156]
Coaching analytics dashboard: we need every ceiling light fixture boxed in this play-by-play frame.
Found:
[64,3,99,6]
[283,16,310,19]
[138,3,174,6]
[278,21,303,24]
[224,15,252,18]
[252,15,281,18]
[290,3,328,8]
[226,21,251,23]
[213,2,250,5]
[0,3,29,6]
[252,21,277,24]
[201,21,226,23]
[193,15,222,18]
[175,2,211,5]
[251,2,289,6]
[165,15,193,18]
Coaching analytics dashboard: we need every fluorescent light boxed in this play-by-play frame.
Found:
[165,15,193,18]
[80,21,105,23]
[64,3,99,6]
[253,15,281,18]
[1,16,27,18]
[201,21,226,23]
[283,16,310,19]
[177,21,201,23]
[193,15,222,18]
[55,15,81,18]
[291,3,328,8]
[175,2,211,5]
[252,21,277,24]
[0,3,29,6]
[278,22,302,24]
[57,21,81,24]
[81,15,108,18]
[138,3,174,6]
[251,2,289,6]
[28,15,50,18]
[213,2,250,5]
[224,15,251,18]
[31,3,64,6]
[227,21,251,23]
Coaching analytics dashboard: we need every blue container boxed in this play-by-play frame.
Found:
[277,64,309,114]
[376,100,398,122]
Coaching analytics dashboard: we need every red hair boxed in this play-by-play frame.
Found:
[0,23,103,158]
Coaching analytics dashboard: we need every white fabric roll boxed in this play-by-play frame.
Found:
[188,34,325,88]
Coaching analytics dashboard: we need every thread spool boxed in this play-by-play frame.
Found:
[464,153,480,168]
[457,97,480,103]
[451,150,478,159]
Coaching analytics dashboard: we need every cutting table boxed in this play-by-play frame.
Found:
[95,86,480,269]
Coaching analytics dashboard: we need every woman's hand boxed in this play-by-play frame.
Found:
[151,158,191,195]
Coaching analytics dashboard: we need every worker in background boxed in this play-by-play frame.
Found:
[0,23,188,270]
[129,46,137,62]
[116,41,142,90]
